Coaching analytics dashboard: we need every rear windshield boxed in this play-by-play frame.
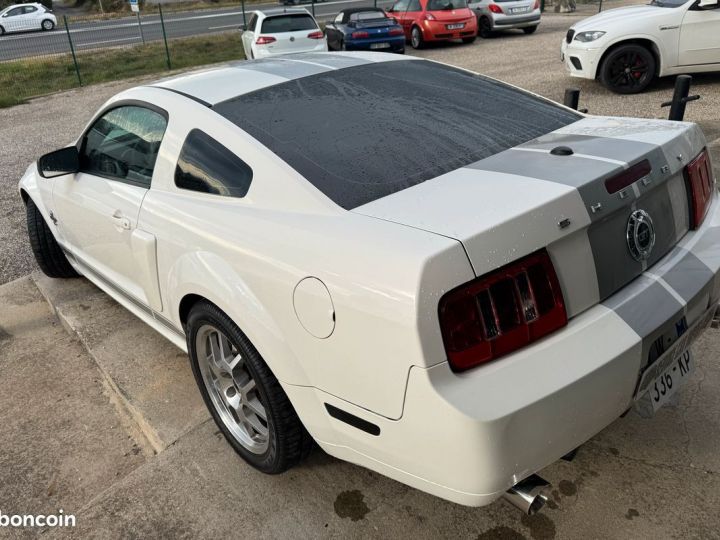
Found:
[427,0,468,9]
[261,14,317,33]
[214,60,580,210]
[349,10,388,21]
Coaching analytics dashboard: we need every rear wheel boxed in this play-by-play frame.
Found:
[410,26,424,49]
[478,17,492,38]
[600,43,656,94]
[41,19,54,31]
[187,301,313,474]
[26,198,79,279]
[522,25,537,34]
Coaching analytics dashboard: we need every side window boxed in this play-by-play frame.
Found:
[247,13,257,31]
[408,0,421,10]
[175,129,253,198]
[391,0,409,10]
[23,6,38,13]
[6,7,23,16]
[334,12,344,23]
[80,105,167,187]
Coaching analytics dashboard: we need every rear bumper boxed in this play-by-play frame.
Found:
[490,10,541,29]
[422,18,477,41]
[288,195,720,506]
[345,36,405,52]
[254,41,327,58]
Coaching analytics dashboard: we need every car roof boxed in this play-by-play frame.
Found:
[257,7,311,17]
[150,52,417,106]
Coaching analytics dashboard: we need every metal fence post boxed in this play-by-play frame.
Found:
[598,0,603,11]
[311,0,315,17]
[137,12,145,44]
[63,15,82,86]
[241,0,247,29]
[563,88,580,110]
[158,4,172,70]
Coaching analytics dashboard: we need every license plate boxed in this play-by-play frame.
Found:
[446,23,464,30]
[634,306,716,414]
[511,6,529,13]
[370,42,390,49]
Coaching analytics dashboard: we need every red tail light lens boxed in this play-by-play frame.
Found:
[685,148,715,230]
[308,30,324,39]
[351,30,369,38]
[488,3,503,13]
[533,0,539,8]
[604,159,652,194]
[389,27,405,36]
[439,250,567,372]
[255,36,276,45]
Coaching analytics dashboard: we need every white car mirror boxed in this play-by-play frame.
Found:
[698,0,718,7]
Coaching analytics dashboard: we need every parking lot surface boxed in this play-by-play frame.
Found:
[2,11,720,539]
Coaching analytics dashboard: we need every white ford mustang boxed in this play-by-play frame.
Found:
[561,0,720,93]
[19,53,720,512]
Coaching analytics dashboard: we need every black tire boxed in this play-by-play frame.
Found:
[340,39,346,51]
[26,198,79,279]
[599,43,656,95]
[478,16,492,38]
[522,25,537,34]
[41,19,54,31]
[462,35,476,44]
[410,26,424,49]
[187,301,313,474]
[0,26,5,36]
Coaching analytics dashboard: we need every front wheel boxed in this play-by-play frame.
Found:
[599,44,655,94]
[26,198,79,279]
[41,19,54,31]
[187,301,313,474]
[522,25,537,34]
[0,25,5,36]
[410,26,424,49]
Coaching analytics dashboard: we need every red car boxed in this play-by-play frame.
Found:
[387,0,477,49]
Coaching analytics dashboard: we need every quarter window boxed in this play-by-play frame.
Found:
[23,6,38,13]
[80,105,167,187]
[174,129,253,198]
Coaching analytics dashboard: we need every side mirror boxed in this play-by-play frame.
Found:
[698,0,718,7]
[38,147,79,178]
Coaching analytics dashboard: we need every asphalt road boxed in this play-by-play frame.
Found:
[0,0,393,61]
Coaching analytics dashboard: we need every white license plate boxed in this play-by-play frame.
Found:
[446,23,464,30]
[370,42,390,49]
[634,306,716,414]
[511,6,529,13]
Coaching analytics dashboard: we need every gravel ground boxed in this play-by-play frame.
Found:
[1,11,719,285]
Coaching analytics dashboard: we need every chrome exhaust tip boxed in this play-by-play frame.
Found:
[502,474,550,515]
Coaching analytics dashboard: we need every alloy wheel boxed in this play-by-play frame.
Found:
[195,324,269,454]
[607,51,651,91]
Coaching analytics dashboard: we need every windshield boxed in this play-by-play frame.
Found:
[427,0,468,9]
[649,0,687,6]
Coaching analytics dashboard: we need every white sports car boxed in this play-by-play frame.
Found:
[561,0,720,93]
[19,53,720,512]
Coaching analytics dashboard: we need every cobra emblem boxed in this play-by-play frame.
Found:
[626,209,656,262]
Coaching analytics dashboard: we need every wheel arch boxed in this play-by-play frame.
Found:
[168,253,312,388]
[597,37,662,80]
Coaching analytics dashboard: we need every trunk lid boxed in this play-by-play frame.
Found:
[353,116,707,318]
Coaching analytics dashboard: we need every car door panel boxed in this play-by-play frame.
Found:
[52,104,167,309]
[679,4,720,65]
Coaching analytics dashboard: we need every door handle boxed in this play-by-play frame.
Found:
[111,210,132,231]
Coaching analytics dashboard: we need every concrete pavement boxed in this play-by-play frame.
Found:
[2,272,720,538]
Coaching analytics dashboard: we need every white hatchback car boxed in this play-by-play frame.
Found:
[19,53,720,512]
[241,8,326,59]
[0,2,56,35]
[561,0,720,93]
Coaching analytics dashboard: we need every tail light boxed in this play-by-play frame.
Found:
[351,30,369,38]
[439,250,567,372]
[488,3,503,13]
[389,27,404,36]
[604,159,652,194]
[533,0,539,8]
[255,36,276,45]
[308,30,324,39]
[425,12,436,20]
[685,148,715,230]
